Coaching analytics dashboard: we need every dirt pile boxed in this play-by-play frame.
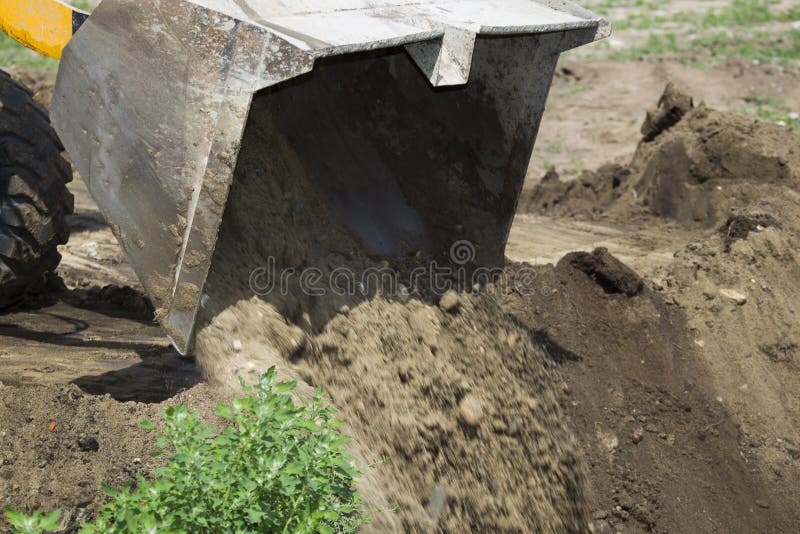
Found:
[508,90,800,530]
[524,84,800,226]
[502,242,800,533]
[194,293,592,532]
[650,191,800,519]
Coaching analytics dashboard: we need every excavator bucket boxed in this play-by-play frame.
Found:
[50,0,608,354]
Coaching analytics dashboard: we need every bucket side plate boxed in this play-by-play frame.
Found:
[51,0,313,351]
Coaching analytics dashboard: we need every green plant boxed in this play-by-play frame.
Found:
[80,369,367,534]
[4,509,61,534]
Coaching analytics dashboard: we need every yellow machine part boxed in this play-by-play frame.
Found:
[0,0,83,59]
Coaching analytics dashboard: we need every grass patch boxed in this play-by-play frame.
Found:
[752,107,800,130]
[557,83,593,98]
[0,36,58,69]
[699,0,800,28]
[589,0,659,15]
[615,0,800,31]
[608,29,800,66]
[544,138,565,154]
[740,94,800,131]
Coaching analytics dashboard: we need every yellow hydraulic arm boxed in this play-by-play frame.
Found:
[0,0,88,59]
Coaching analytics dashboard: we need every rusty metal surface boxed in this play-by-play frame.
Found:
[51,0,607,354]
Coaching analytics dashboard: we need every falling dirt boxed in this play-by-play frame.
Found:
[191,92,594,532]
[195,294,592,532]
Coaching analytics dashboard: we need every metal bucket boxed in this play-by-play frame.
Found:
[51,0,608,353]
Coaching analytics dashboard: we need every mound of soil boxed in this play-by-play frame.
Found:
[195,294,591,533]
[651,192,800,521]
[524,84,800,226]
[510,90,800,529]
[503,242,800,532]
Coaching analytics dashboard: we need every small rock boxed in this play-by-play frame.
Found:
[338,305,350,316]
[457,379,472,394]
[593,521,613,534]
[458,395,483,427]
[599,431,619,451]
[75,492,94,508]
[507,331,520,348]
[507,417,523,436]
[755,499,770,509]
[632,427,644,444]
[409,308,440,349]
[426,485,448,526]
[592,510,609,520]
[77,437,100,452]
[560,247,644,297]
[232,339,243,352]
[439,290,461,313]
[719,288,747,306]
[612,507,630,520]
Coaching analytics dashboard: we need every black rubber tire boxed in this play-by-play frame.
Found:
[0,70,73,308]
